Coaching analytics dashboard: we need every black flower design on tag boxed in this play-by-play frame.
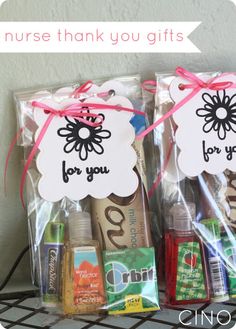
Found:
[57,111,111,161]
[196,90,236,140]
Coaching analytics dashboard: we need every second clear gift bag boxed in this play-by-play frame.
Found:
[152,68,236,305]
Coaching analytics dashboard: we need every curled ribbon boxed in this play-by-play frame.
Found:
[72,80,111,99]
[17,100,145,208]
[142,80,157,94]
[71,80,93,98]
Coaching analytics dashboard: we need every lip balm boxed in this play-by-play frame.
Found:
[201,218,229,302]
[42,221,65,307]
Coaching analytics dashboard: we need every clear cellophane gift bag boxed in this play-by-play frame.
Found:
[13,75,160,318]
[150,68,236,305]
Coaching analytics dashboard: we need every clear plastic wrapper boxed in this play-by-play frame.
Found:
[154,69,236,305]
[14,75,160,317]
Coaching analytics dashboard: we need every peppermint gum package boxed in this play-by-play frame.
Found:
[103,247,160,315]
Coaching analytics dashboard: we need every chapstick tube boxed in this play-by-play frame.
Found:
[42,221,65,307]
[201,218,229,302]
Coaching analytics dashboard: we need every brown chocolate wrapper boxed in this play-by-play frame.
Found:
[91,138,152,251]
[225,170,236,225]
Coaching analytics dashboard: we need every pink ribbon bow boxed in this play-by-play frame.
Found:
[140,67,236,198]
[175,66,234,91]
[138,67,236,140]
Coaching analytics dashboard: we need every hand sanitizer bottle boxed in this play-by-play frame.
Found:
[62,211,106,315]
[166,202,210,305]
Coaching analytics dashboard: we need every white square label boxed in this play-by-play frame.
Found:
[34,94,138,202]
[170,74,236,177]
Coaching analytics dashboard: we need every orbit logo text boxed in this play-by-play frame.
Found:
[105,261,156,294]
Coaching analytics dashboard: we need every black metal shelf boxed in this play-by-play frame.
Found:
[0,291,235,329]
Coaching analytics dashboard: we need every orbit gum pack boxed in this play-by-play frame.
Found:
[103,247,160,315]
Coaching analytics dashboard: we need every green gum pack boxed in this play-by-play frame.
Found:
[103,247,160,315]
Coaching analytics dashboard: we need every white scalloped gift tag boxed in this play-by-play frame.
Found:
[34,92,138,202]
[169,74,236,177]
